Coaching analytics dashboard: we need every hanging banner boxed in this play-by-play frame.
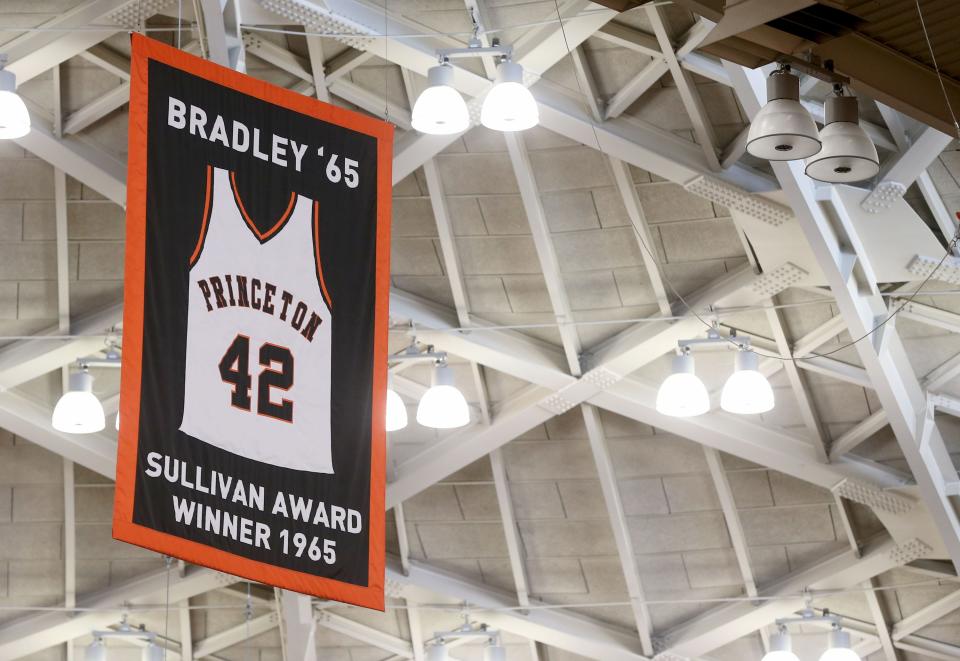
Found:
[114,34,392,610]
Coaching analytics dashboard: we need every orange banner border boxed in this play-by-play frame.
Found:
[113,33,392,611]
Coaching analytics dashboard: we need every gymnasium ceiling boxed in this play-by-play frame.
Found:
[0,1,960,660]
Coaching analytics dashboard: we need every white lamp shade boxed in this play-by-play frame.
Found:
[483,643,506,661]
[385,388,408,432]
[762,631,799,661]
[143,642,165,661]
[746,99,821,160]
[820,630,860,661]
[427,642,449,661]
[481,61,538,131]
[416,364,469,429]
[85,639,107,661]
[0,70,30,139]
[656,353,710,417]
[52,372,105,434]
[412,64,469,135]
[721,351,774,415]
[805,121,879,183]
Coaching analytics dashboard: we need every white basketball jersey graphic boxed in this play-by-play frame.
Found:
[180,166,334,473]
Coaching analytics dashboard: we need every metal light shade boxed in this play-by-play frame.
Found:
[143,641,165,661]
[85,639,107,661]
[720,350,774,415]
[483,642,507,661]
[385,387,408,432]
[656,353,710,417]
[819,629,861,661]
[0,69,30,139]
[412,63,469,135]
[805,95,879,183]
[427,642,449,661]
[416,364,470,429]
[481,60,538,131]
[52,371,106,434]
[761,631,800,661]
[747,69,820,160]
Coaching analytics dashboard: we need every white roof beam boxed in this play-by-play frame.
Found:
[892,589,960,641]
[608,156,671,316]
[660,536,901,657]
[863,577,901,661]
[316,611,412,658]
[198,0,245,70]
[569,46,604,122]
[727,61,960,573]
[78,44,131,81]
[646,11,720,170]
[582,404,655,655]
[391,560,647,661]
[194,611,280,658]
[864,122,954,212]
[505,132,582,374]
[0,566,233,659]
[281,591,317,661]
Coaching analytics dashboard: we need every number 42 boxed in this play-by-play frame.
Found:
[218,334,294,423]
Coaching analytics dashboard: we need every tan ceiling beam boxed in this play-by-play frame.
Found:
[700,0,816,47]
[816,33,960,137]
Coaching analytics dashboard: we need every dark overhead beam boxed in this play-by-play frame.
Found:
[816,33,960,137]
[670,0,725,22]
[701,0,817,46]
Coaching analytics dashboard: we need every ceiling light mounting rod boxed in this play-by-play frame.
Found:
[436,43,512,62]
[775,55,849,85]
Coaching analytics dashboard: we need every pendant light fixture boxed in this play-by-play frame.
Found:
[746,64,821,161]
[427,641,449,661]
[720,348,775,415]
[52,367,106,434]
[385,384,408,432]
[762,627,800,661]
[0,55,30,139]
[85,638,107,661]
[483,638,507,661]
[819,628,860,661]
[655,350,710,417]
[480,59,538,131]
[411,62,470,135]
[142,641,165,661]
[804,87,879,183]
[417,361,470,429]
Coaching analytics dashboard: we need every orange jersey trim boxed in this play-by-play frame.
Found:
[189,165,214,266]
[312,201,333,310]
[115,33,393,611]
[229,171,297,242]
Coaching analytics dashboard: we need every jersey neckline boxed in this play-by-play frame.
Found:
[228,170,299,243]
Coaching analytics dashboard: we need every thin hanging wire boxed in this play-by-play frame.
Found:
[163,556,172,661]
[915,0,960,140]
[549,0,960,364]
[177,0,183,49]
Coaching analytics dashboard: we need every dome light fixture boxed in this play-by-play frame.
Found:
[142,640,165,661]
[480,59,538,131]
[427,640,449,661]
[746,64,821,161]
[762,627,800,661]
[483,637,507,661]
[0,55,30,140]
[656,350,710,417]
[416,361,470,429]
[52,367,106,434]
[805,87,878,183]
[85,638,107,661]
[720,348,775,415]
[411,62,470,135]
[385,385,408,432]
[819,628,861,661]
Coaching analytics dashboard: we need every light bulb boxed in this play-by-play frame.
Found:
[416,363,469,429]
[762,630,800,661]
[85,638,107,661]
[721,350,774,415]
[0,67,29,139]
[412,63,469,135]
[52,370,106,434]
[656,352,710,417]
[386,387,408,432]
[481,60,538,131]
[142,641,165,661]
[746,68,820,160]
[805,94,878,183]
[427,641,449,661]
[820,629,860,661]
